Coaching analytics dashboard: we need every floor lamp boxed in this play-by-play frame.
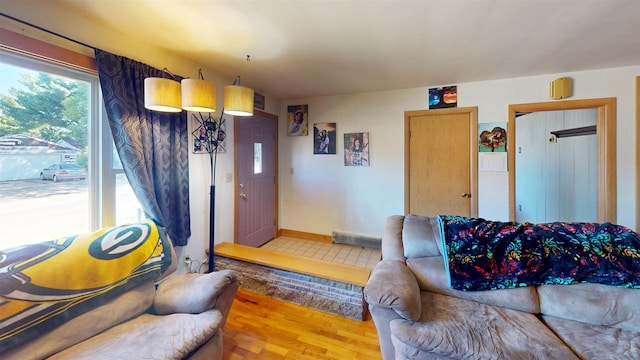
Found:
[145,70,253,273]
[192,112,226,273]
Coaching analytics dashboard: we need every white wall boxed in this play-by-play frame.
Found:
[279,90,420,237]
[280,66,640,239]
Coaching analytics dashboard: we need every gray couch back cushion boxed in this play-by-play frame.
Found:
[538,283,640,332]
[381,215,406,261]
[407,256,540,313]
[402,214,442,258]
[399,214,540,313]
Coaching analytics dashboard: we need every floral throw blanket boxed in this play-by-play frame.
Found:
[437,215,640,291]
[0,221,172,353]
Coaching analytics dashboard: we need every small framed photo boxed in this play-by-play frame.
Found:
[314,122,337,154]
[344,132,369,166]
[254,92,265,110]
[287,104,308,136]
[192,113,226,154]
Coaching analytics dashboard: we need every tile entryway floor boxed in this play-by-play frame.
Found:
[260,237,381,270]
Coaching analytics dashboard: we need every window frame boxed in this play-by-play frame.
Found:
[0,27,122,232]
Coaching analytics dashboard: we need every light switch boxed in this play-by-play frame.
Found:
[225,173,232,182]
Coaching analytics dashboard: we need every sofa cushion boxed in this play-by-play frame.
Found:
[538,283,640,332]
[153,270,236,315]
[402,215,441,258]
[543,315,640,359]
[2,280,156,360]
[381,215,407,261]
[390,292,579,360]
[407,256,540,313]
[48,310,223,360]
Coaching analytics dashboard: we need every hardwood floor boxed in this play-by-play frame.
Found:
[222,289,382,359]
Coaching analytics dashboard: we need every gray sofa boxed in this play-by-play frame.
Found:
[364,214,640,359]
[1,224,239,360]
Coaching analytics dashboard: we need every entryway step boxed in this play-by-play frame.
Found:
[213,242,370,320]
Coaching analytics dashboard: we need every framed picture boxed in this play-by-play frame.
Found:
[344,132,369,166]
[479,123,506,153]
[313,122,337,154]
[287,104,308,136]
[428,85,457,109]
[192,113,226,154]
[254,92,265,110]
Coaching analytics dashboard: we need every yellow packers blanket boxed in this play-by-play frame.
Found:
[0,221,172,352]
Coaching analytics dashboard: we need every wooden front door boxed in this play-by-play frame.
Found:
[235,111,278,247]
[405,107,478,217]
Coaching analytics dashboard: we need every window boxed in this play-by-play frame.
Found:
[254,142,263,174]
[0,31,142,248]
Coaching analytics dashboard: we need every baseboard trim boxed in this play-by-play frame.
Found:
[277,228,332,243]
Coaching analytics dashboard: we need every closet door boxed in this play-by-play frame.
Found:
[405,107,478,217]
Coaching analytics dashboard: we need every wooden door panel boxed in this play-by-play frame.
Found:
[406,108,478,217]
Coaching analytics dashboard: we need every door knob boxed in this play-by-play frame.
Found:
[239,193,247,199]
[461,193,471,198]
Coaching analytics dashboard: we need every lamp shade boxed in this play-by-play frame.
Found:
[181,78,216,112]
[223,85,254,116]
[144,77,182,112]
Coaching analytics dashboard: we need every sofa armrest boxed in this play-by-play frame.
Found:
[364,260,421,321]
[153,269,238,321]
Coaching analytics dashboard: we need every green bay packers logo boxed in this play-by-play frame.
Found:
[88,223,151,260]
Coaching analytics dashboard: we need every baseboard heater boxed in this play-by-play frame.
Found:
[332,231,381,250]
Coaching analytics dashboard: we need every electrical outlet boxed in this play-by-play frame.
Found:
[184,256,192,273]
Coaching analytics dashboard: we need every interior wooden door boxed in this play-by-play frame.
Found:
[405,107,478,217]
[235,111,278,247]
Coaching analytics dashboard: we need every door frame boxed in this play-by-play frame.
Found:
[233,109,279,244]
[636,76,640,231]
[507,98,616,223]
[404,107,479,216]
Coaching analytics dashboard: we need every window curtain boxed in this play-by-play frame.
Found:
[94,49,191,246]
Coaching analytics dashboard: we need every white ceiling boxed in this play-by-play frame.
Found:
[58,0,640,99]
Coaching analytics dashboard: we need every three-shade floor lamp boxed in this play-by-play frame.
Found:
[145,69,254,272]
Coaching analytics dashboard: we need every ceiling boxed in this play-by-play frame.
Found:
[56,0,640,99]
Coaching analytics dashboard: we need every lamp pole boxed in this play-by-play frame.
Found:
[208,115,225,273]
[208,149,216,273]
[193,75,250,273]
[193,112,225,273]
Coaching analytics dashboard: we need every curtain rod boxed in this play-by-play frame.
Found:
[0,12,96,50]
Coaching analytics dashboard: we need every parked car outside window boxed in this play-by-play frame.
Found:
[40,164,87,182]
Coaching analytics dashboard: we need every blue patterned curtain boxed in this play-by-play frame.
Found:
[94,49,191,246]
